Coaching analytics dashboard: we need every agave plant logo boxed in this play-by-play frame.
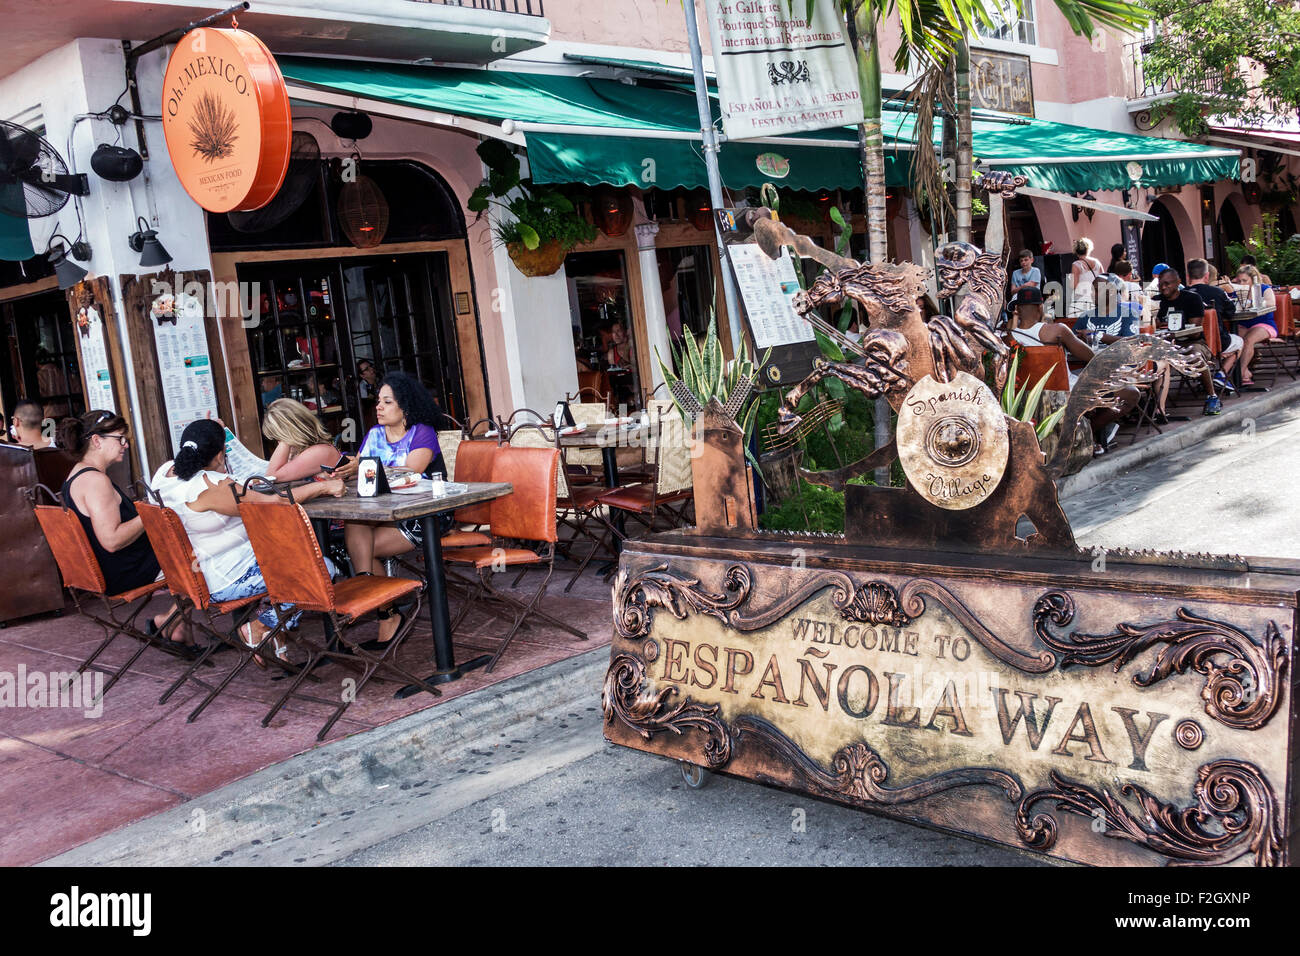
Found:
[188,90,239,163]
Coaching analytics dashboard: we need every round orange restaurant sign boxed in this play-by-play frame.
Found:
[161,28,291,213]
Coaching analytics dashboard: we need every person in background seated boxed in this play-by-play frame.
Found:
[345,371,448,648]
[259,375,282,409]
[1239,254,1273,287]
[1153,267,1220,418]
[56,411,188,650]
[1008,288,1139,455]
[152,419,344,666]
[262,398,341,482]
[11,400,51,449]
[1185,258,1242,396]
[1220,264,1278,388]
[1009,249,1041,295]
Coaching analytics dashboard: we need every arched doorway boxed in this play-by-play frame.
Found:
[1217,199,1245,271]
[1141,198,1185,280]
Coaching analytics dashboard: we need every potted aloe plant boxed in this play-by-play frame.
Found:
[467,140,596,277]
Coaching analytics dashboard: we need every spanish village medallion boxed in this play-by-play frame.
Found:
[602,173,1297,867]
[897,371,1008,510]
[161,27,292,213]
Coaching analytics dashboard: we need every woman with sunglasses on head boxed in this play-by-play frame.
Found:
[262,398,342,482]
[56,410,189,650]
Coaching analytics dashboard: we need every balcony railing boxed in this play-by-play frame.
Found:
[1126,38,1232,102]
[415,0,545,13]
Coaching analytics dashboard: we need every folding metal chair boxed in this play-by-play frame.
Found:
[446,445,587,672]
[237,488,441,740]
[31,485,184,698]
[135,500,296,722]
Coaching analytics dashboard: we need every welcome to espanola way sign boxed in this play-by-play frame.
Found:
[161,28,292,213]
[703,0,864,139]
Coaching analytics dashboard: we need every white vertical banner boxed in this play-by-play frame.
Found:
[703,0,864,140]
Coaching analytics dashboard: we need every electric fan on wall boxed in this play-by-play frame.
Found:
[0,120,89,219]
[226,131,322,233]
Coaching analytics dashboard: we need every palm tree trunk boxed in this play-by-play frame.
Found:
[851,7,888,263]
[848,6,891,485]
[954,36,973,242]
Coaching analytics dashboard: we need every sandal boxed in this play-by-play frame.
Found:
[240,622,290,669]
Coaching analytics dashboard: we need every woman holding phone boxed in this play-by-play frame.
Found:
[262,398,342,482]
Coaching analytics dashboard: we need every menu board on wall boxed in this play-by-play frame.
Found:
[728,243,815,349]
[75,301,116,413]
[149,290,219,454]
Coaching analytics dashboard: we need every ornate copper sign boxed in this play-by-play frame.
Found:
[897,372,1008,510]
[605,544,1294,867]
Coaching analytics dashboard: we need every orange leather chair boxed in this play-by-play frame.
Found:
[1012,344,1071,393]
[445,445,587,671]
[33,495,175,697]
[237,491,441,740]
[136,500,273,721]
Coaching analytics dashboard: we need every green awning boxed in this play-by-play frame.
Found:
[277,57,1237,196]
[882,110,1240,192]
[278,57,862,191]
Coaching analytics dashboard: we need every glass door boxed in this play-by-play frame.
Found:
[241,264,353,456]
[565,250,641,410]
[341,253,464,432]
[3,289,85,422]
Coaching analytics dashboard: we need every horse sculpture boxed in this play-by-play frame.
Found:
[756,172,1206,552]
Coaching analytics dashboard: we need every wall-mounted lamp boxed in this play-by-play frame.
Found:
[1081,191,1096,222]
[128,216,171,269]
[47,233,92,289]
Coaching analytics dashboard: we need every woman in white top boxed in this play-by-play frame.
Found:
[1068,237,1106,322]
[152,418,344,664]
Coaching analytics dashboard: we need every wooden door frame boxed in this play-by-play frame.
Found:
[211,238,489,445]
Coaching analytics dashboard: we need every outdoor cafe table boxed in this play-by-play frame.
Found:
[302,480,513,688]
[559,420,646,556]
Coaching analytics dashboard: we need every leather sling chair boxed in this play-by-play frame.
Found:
[134,499,308,723]
[445,444,587,672]
[597,400,695,544]
[506,422,613,593]
[235,481,441,741]
[32,485,187,698]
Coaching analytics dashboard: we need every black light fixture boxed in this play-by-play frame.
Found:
[91,143,143,182]
[47,232,92,289]
[1081,191,1097,222]
[330,110,373,141]
[128,215,171,269]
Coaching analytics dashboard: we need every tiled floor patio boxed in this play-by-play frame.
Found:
[0,567,613,866]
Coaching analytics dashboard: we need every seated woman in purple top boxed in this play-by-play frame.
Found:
[344,371,448,645]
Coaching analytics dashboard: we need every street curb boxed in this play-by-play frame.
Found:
[41,644,613,866]
[1057,378,1300,500]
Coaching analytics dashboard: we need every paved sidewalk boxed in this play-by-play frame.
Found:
[1,572,611,866]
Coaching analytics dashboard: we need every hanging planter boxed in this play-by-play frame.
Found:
[506,239,568,277]
[338,174,389,248]
[468,140,595,278]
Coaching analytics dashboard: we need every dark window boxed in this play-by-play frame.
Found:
[208,159,465,252]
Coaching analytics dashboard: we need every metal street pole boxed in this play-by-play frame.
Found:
[683,0,744,358]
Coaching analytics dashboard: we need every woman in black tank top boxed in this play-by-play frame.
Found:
[55,411,187,645]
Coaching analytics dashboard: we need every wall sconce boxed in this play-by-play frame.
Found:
[128,216,172,269]
[46,233,92,289]
[1081,191,1096,222]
